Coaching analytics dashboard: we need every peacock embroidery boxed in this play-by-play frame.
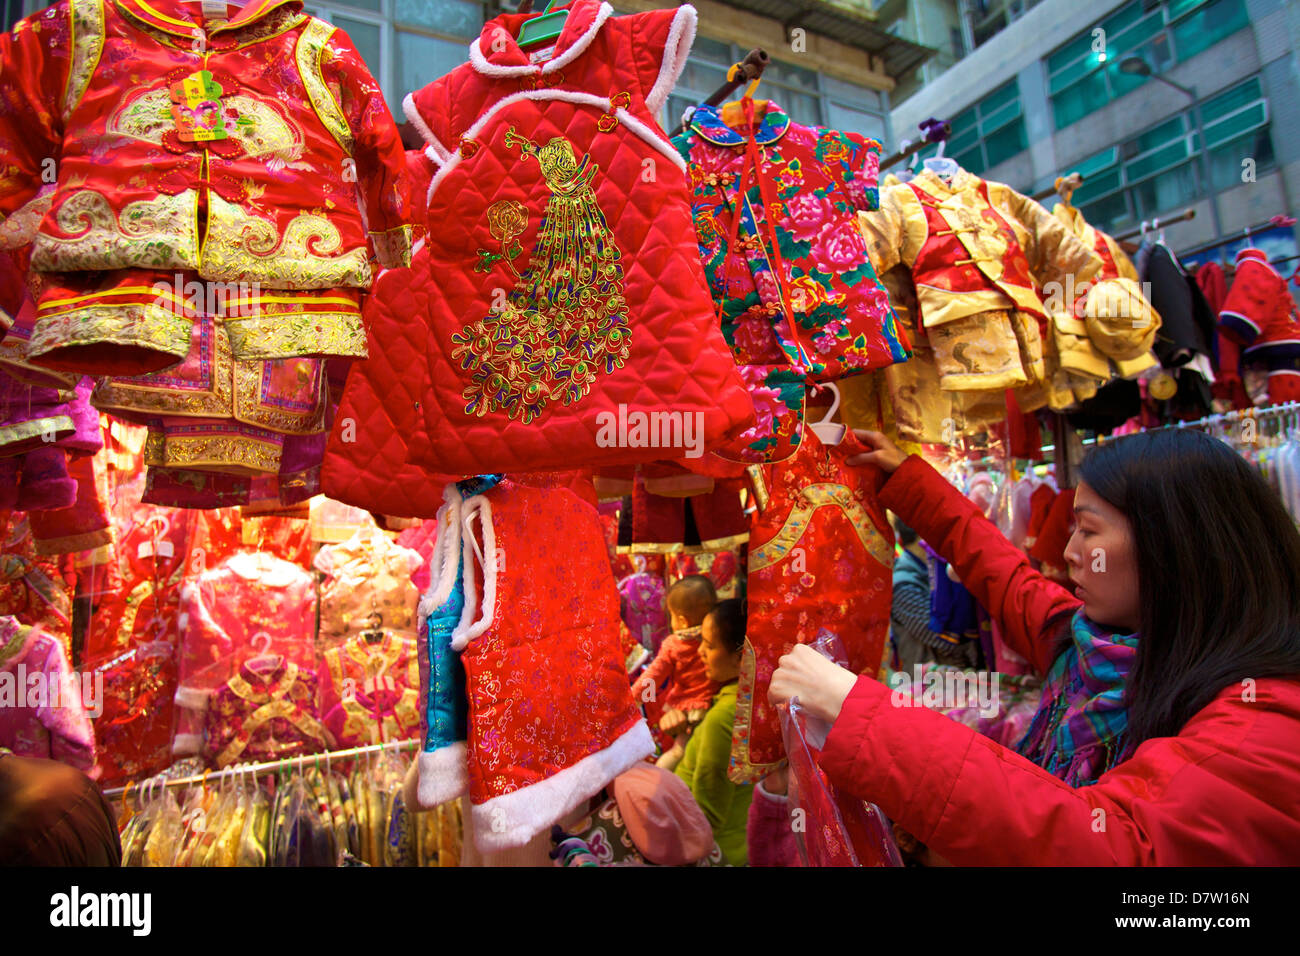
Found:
[451,126,631,424]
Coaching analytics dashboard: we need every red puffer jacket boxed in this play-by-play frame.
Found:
[820,454,1300,864]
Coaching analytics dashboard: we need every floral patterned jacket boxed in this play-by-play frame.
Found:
[672,103,909,463]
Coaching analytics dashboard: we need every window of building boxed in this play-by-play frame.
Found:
[1046,0,1249,132]
[942,78,1026,175]
[1063,76,1273,232]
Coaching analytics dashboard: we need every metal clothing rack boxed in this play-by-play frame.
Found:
[1092,400,1300,446]
[101,739,418,799]
[673,48,770,136]
[1176,217,1299,263]
[1112,208,1196,242]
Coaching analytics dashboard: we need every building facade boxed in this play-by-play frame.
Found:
[884,0,1300,263]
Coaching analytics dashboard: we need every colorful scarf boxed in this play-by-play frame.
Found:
[1014,610,1138,787]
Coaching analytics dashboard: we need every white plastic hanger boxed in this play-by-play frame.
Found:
[245,631,282,675]
[808,382,845,446]
[922,140,959,180]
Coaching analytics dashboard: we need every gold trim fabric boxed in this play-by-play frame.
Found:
[29,301,193,365]
[65,0,106,119]
[201,195,370,288]
[224,309,367,361]
[747,482,894,574]
[0,416,74,450]
[30,189,201,273]
[295,19,353,153]
[370,225,413,269]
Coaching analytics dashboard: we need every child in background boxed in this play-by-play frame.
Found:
[675,598,754,866]
[631,575,720,770]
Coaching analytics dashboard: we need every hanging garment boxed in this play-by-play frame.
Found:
[317,632,422,748]
[1198,261,1251,410]
[91,311,331,478]
[385,0,753,477]
[860,167,1103,394]
[315,525,421,646]
[87,640,177,786]
[0,0,412,376]
[732,429,893,784]
[412,483,473,811]
[29,451,115,556]
[321,243,459,517]
[618,571,670,653]
[1218,248,1300,404]
[623,473,749,554]
[665,549,742,600]
[1050,203,1159,387]
[203,658,329,767]
[175,551,316,756]
[0,617,96,773]
[451,478,653,851]
[672,101,908,462]
[0,514,74,645]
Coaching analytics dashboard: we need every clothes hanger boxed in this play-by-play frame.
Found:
[807,382,845,446]
[922,140,958,179]
[245,631,282,674]
[720,72,767,128]
[361,610,385,645]
[516,0,567,49]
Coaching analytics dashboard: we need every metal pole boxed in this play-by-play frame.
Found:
[101,738,418,798]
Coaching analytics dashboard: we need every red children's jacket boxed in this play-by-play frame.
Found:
[819,454,1300,864]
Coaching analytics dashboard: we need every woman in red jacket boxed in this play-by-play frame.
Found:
[770,428,1300,864]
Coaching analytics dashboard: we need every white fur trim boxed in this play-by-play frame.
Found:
[615,108,686,172]
[451,495,497,650]
[173,685,212,710]
[542,2,613,75]
[418,487,463,620]
[411,236,426,257]
[417,743,469,808]
[468,2,613,78]
[402,92,452,164]
[470,719,654,852]
[645,5,696,117]
[172,733,203,757]
[427,90,684,205]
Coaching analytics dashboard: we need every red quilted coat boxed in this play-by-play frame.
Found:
[386,0,752,477]
[821,455,1300,864]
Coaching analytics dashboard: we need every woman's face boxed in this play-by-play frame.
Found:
[1063,481,1142,633]
[699,617,742,683]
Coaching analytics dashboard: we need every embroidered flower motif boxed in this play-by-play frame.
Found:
[784,191,831,242]
[458,137,480,159]
[485,199,528,244]
[810,220,864,273]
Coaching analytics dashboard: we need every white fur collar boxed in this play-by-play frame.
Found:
[468,1,614,78]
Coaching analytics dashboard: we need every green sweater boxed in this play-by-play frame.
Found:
[675,682,753,866]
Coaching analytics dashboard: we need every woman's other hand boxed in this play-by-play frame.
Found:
[768,644,858,724]
[848,430,907,474]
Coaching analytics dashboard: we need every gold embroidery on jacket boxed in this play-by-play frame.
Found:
[201,195,370,287]
[369,225,414,269]
[451,129,630,425]
[161,433,283,475]
[113,90,302,161]
[295,20,353,153]
[28,302,192,361]
[65,0,106,119]
[31,190,200,272]
[748,483,894,573]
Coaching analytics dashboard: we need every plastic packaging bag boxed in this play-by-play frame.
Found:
[779,629,903,867]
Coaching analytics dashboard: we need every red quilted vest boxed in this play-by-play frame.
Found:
[391,1,752,476]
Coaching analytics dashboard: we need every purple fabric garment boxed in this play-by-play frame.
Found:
[0,618,97,775]
[0,371,99,457]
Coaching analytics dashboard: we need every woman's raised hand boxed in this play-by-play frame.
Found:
[847,430,907,474]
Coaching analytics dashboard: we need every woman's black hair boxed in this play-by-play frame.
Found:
[1078,428,1300,745]
[705,598,747,654]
